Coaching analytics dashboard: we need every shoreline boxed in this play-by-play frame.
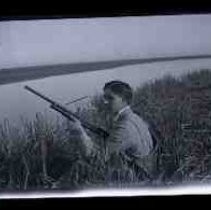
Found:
[1,55,211,85]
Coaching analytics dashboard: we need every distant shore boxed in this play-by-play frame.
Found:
[1,55,211,85]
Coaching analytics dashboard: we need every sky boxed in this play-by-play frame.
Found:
[0,14,211,69]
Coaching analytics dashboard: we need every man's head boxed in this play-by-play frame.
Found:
[103,80,133,114]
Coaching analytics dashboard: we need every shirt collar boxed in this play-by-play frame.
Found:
[114,105,130,121]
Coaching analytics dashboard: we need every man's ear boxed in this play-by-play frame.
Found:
[118,95,123,103]
[121,97,127,105]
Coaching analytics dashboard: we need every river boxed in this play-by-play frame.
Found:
[0,58,211,126]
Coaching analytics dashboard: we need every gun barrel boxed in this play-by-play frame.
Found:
[24,85,109,138]
[24,85,79,120]
[24,85,57,105]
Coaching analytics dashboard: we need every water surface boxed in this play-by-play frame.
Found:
[0,58,211,126]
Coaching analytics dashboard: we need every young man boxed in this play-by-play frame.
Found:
[70,80,154,179]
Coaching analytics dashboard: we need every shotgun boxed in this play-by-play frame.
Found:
[24,85,109,138]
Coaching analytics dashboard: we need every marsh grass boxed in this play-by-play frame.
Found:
[0,69,211,191]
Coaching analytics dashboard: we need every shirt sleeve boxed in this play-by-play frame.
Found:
[106,121,135,157]
[106,119,153,160]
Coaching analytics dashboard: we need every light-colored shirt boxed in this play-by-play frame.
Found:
[114,105,130,122]
[80,105,153,164]
[106,106,153,160]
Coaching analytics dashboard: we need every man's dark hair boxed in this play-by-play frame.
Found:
[103,80,133,104]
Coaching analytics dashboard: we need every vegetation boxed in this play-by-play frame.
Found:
[0,69,211,191]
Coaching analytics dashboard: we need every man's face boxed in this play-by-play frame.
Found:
[103,89,126,114]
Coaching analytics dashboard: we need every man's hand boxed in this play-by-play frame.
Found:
[69,116,94,156]
[68,116,85,134]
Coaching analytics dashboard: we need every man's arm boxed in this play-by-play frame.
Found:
[69,117,96,156]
